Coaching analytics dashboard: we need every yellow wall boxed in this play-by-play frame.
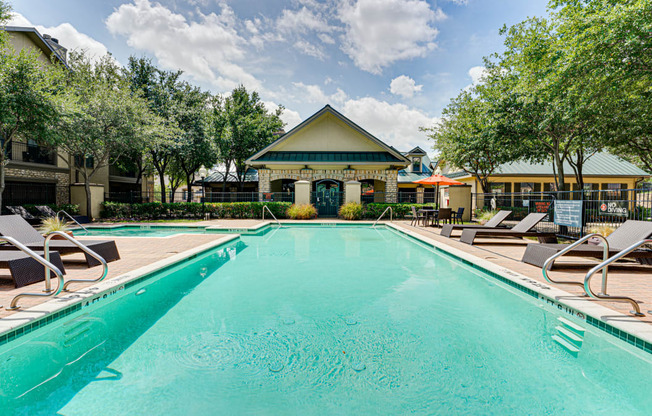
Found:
[454,175,641,192]
[274,112,386,152]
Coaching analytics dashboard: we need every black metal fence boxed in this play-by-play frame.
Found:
[360,191,438,204]
[473,189,652,238]
[105,191,295,204]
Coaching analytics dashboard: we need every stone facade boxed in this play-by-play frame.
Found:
[6,165,71,205]
[259,168,399,203]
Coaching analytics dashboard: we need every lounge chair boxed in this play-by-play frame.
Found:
[441,210,512,238]
[0,250,65,288]
[0,215,120,267]
[6,206,40,225]
[459,212,557,245]
[522,220,652,268]
[34,205,57,218]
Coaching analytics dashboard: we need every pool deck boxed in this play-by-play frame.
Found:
[0,219,650,332]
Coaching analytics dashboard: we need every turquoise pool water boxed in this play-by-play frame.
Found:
[76,225,212,237]
[1,227,651,414]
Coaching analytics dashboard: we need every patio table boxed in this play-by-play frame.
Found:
[417,208,438,226]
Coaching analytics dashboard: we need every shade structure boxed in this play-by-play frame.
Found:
[412,174,464,209]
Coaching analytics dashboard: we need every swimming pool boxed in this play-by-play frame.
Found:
[1,226,651,414]
[77,224,213,237]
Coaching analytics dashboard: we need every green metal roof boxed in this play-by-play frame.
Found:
[446,153,650,179]
[398,171,433,183]
[252,151,405,163]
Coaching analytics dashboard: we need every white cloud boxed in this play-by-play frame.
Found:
[106,0,262,91]
[338,0,445,74]
[463,65,487,91]
[342,97,438,151]
[294,40,326,60]
[264,101,303,131]
[389,75,423,98]
[8,12,110,60]
[276,7,333,35]
[292,82,348,105]
[318,33,335,44]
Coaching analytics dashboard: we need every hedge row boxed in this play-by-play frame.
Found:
[101,201,292,220]
[101,201,429,221]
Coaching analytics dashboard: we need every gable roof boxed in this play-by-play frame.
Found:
[405,146,427,155]
[445,153,650,179]
[4,26,69,68]
[246,105,410,166]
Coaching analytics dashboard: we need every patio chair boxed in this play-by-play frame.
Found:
[522,220,652,268]
[433,208,452,227]
[451,207,465,224]
[441,210,512,238]
[459,212,557,245]
[6,206,40,225]
[0,250,65,288]
[0,215,120,267]
[410,206,427,226]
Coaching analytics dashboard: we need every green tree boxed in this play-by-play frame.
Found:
[56,52,157,218]
[423,88,521,193]
[214,85,284,191]
[0,4,63,210]
[124,56,183,203]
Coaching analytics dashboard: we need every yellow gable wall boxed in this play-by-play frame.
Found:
[8,32,53,66]
[274,112,386,152]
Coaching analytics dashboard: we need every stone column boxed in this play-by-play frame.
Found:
[345,181,361,204]
[294,180,311,205]
[257,168,271,201]
[385,169,398,203]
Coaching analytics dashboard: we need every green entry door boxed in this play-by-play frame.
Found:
[313,180,342,217]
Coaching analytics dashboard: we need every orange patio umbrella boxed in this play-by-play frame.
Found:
[412,174,463,208]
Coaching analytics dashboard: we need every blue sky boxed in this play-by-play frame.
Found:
[9,0,548,153]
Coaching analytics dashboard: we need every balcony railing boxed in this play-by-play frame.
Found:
[7,141,57,165]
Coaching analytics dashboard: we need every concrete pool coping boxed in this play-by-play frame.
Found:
[2,220,651,355]
[0,234,240,337]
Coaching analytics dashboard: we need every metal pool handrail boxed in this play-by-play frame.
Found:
[58,210,88,235]
[262,205,280,226]
[583,239,652,317]
[45,231,108,292]
[542,233,609,293]
[1,236,64,311]
[373,206,393,227]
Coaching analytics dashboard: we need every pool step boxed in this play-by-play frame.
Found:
[552,317,586,356]
[557,317,585,335]
[551,335,580,356]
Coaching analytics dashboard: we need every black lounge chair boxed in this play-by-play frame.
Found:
[441,210,512,238]
[459,212,557,245]
[34,205,57,218]
[0,215,120,267]
[6,206,40,225]
[0,251,65,288]
[522,220,652,268]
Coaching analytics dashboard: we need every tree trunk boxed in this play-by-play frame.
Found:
[84,174,92,220]
[553,144,566,193]
[0,156,5,213]
[158,170,166,203]
[222,160,231,192]
[186,174,193,202]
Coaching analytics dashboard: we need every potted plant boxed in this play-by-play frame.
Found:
[39,217,73,239]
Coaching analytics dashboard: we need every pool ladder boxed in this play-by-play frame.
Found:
[542,234,648,316]
[5,232,108,310]
[262,205,281,226]
[373,207,393,227]
[58,210,88,235]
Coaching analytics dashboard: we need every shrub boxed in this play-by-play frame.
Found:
[339,202,364,220]
[287,203,317,219]
[588,224,615,237]
[100,201,292,220]
[361,203,415,219]
[476,210,498,225]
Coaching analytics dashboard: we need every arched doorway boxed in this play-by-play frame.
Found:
[312,179,343,217]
